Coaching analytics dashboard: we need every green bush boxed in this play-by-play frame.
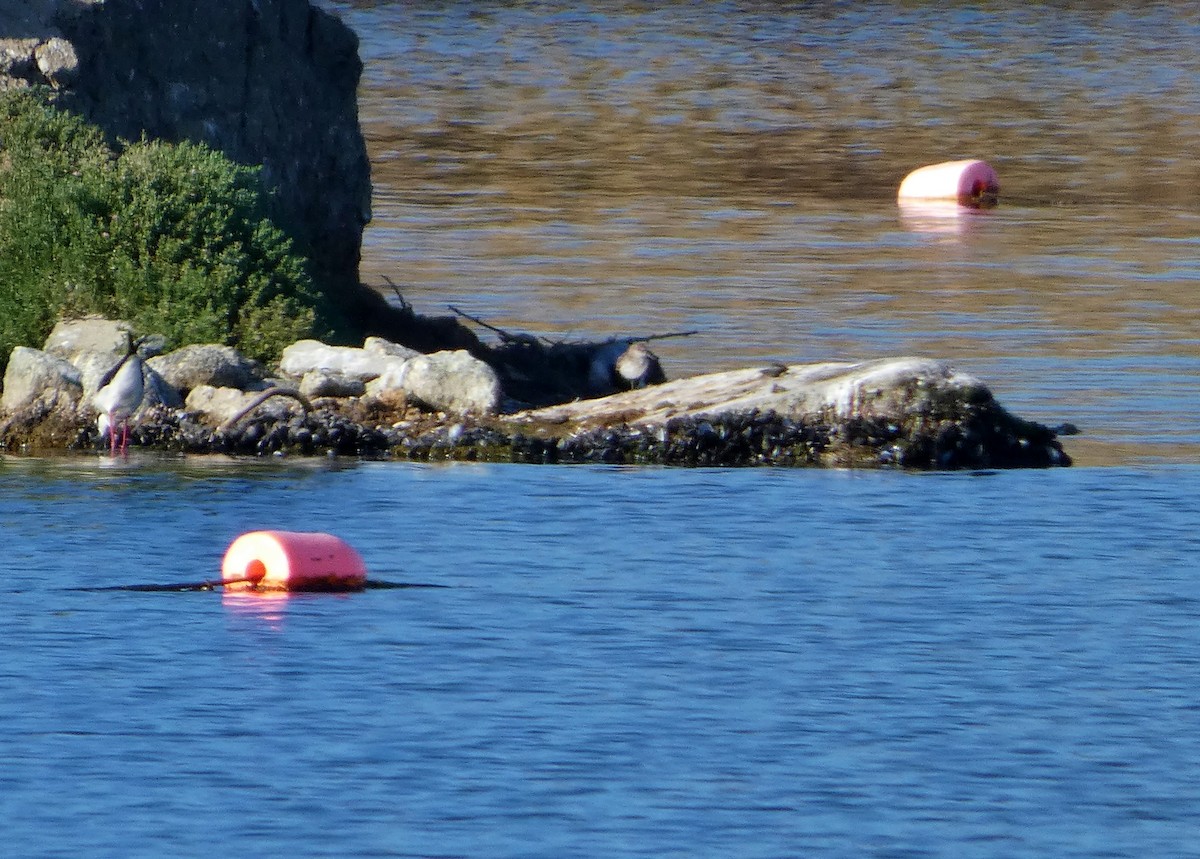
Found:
[0,88,326,370]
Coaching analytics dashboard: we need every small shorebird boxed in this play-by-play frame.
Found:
[93,334,145,455]
[614,342,665,390]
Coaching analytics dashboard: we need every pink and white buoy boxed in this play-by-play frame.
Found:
[897,159,999,208]
[221,530,367,592]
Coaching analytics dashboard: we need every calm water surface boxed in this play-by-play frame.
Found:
[3,456,1200,858]
[5,4,1200,857]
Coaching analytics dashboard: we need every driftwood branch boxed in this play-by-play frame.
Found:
[219,387,313,431]
[448,305,543,346]
[629,330,698,343]
[449,304,697,347]
[382,276,412,311]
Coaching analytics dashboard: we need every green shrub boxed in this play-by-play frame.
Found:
[0,88,326,370]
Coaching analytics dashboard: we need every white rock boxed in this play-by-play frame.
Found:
[524,357,990,427]
[363,336,420,361]
[34,37,78,85]
[43,318,134,365]
[1,347,83,414]
[395,350,503,415]
[279,339,409,382]
[147,344,261,392]
[363,361,411,398]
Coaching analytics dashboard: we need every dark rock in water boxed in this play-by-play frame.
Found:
[47,395,1070,471]
[505,357,1071,469]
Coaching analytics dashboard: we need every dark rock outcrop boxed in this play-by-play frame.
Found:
[1,0,371,329]
[1,2,504,353]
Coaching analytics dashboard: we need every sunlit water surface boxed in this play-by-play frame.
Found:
[3,456,1200,858]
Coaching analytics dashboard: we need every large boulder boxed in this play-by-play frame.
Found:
[525,357,993,427]
[280,339,410,382]
[0,346,89,450]
[0,346,83,415]
[379,350,503,416]
[364,336,421,362]
[514,356,1069,468]
[147,344,262,393]
[42,317,134,365]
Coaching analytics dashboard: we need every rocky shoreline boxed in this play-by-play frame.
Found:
[0,317,1072,470]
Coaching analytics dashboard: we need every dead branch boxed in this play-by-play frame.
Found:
[219,387,314,431]
[382,276,412,311]
[450,303,696,348]
[629,330,699,343]
[448,305,543,346]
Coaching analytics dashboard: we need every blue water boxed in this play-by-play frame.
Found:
[4,457,1200,857]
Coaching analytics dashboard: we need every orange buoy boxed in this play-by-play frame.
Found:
[221,530,367,592]
[897,159,999,208]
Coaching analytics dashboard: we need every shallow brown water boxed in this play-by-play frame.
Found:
[320,1,1200,465]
